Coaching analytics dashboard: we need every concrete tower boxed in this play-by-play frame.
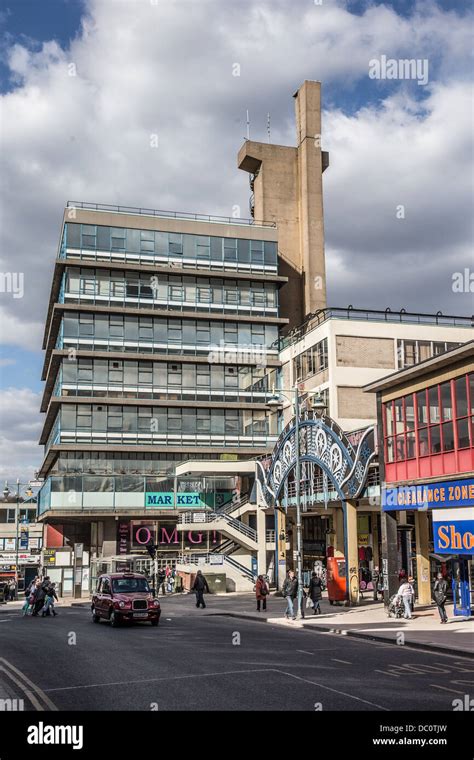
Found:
[238,80,329,331]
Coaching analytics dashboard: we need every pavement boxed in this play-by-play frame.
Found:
[3,591,472,656]
[1,598,474,712]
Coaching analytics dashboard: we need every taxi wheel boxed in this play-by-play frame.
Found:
[92,608,100,623]
[150,619,159,627]
[110,610,120,627]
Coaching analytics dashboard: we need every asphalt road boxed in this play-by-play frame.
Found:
[1,597,473,712]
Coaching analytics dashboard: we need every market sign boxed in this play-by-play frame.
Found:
[145,492,208,509]
[382,478,474,512]
[433,508,474,555]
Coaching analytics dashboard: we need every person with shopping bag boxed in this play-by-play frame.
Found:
[255,575,269,612]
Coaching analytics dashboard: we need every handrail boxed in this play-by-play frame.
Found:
[280,307,473,349]
[66,201,276,229]
[216,494,250,515]
[178,511,257,541]
[177,552,254,580]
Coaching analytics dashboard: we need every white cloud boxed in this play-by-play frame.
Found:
[0,387,42,483]
[0,0,472,479]
[0,0,472,345]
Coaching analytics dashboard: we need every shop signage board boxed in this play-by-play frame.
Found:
[129,521,221,550]
[432,507,474,555]
[145,492,208,508]
[43,549,56,566]
[20,527,29,549]
[382,478,474,511]
[0,553,36,563]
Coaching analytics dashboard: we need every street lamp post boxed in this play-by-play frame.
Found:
[267,388,326,620]
[15,479,20,600]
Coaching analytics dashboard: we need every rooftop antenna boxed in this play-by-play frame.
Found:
[246,109,250,141]
[267,112,271,143]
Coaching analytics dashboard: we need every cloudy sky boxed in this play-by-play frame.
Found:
[0,0,473,486]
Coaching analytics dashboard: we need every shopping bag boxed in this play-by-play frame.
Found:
[305,597,314,609]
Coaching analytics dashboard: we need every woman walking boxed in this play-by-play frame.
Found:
[255,575,269,612]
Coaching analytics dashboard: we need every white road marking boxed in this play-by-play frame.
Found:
[43,668,273,692]
[0,667,44,711]
[430,684,465,695]
[297,650,314,655]
[0,658,58,711]
[374,669,400,678]
[43,666,390,709]
[274,670,390,711]
[332,659,352,665]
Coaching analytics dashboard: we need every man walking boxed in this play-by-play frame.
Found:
[282,570,298,620]
[433,573,449,623]
[192,570,210,609]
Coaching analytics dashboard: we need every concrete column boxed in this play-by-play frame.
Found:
[381,510,399,605]
[257,506,267,577]
[372,514,380,568]
[275,508,287,589]
[414,510,431,605]
[345,500,360,605]
[331,506,344,556]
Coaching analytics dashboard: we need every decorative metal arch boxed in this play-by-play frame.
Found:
[257,412,376,508]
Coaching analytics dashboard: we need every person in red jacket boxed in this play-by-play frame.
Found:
[255,575,269,612]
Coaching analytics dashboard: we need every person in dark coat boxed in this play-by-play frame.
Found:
[42,583,58,617]
[255,575,269,612]
[282,570,298,620]
[32,577,51,616]
[308,571,323,614]
[192,570,210,608]
[433,573,449,623]
[158,568,166,595]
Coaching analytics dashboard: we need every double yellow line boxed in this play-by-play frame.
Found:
[0,658,57,711]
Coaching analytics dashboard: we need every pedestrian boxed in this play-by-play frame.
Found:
[192,570,210,608]
[2,581,9,603]
[398,568,407,583]
[8,580,16,601]
[408,575,416,615]
[158,568,166,595]
[166,573,175,594]
[282,570,298,620]
[308,571,323,614]
[433,573,449,624]
[33,576,51,616]
[397,576,414,619]
[372,566,381,601]
[32,579,44,616]
[255,574,269,612]
[42,583,58,617]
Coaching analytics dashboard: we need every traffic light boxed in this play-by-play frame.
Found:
[146,544,158,559]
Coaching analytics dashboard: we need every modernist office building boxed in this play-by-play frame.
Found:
[37,81,330,591]
[36,204,289,586]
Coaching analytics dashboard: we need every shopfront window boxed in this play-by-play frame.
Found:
[384,373,473,463]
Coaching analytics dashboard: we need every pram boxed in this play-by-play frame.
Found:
[387,593,404,619]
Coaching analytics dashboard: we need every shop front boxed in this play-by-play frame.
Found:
[383,477,474,614]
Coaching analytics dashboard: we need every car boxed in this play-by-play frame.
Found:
[91,572,161,627]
